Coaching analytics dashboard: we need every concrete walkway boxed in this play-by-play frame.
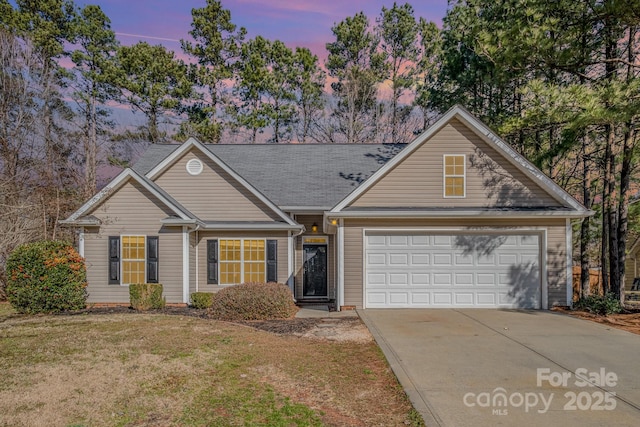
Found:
[295,305,358,318]
[360,309,640,427]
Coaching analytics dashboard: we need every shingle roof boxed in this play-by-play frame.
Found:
[132,143,407,208]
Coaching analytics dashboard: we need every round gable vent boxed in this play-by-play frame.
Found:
[186,158,203,176]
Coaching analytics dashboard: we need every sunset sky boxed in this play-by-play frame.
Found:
[75,0,450,59]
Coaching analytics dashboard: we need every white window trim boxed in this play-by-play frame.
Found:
[443,154,466,198]
[121,234,146,286]
[218,238,267,285]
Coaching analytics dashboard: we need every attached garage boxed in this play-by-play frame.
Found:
[364,231,543,309]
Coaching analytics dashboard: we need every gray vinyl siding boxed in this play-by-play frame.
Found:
[154,149,282,221]
[83,181,184,303]
[351,119,562,209]
[342,218,568,309]
[293,215,336,300]
[193,230,289,293]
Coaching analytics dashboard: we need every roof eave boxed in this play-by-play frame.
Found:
[327,209,593,219]
[58,219,101,226]
[160,218,198,228]
[197,222,304,231]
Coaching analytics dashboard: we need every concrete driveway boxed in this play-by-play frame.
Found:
[359,309,640,426]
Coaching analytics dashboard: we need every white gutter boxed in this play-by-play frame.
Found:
[328,210,593,219]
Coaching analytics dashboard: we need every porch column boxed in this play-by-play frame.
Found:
[287,231,294,293]
[337,219,344,311]
[566,219,573,308]
[182,226,189,304]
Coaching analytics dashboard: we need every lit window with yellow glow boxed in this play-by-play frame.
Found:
[444,155,466,197]
[219,239,265,284]
[122,235,145,284]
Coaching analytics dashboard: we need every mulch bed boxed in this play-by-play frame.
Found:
[55,305,327,335]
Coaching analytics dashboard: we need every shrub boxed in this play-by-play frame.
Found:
[190,292,214,309]
[129,283,165,310]
[6,240,87,314]
[575,293,623,316]
[210,282,298,321]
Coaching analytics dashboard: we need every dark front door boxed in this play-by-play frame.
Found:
[303,244,327,297]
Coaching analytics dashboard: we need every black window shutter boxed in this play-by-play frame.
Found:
[108,236,120,285]
[147,236,159,283]
[266,240,277,283]
[207,240,218,284]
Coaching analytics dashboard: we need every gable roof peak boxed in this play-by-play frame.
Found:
[331,106,591,216]
[144,136,300,227]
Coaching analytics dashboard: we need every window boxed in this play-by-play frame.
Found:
[109,236,159,285]
[219,239,265,285]
[122,235,146,284]
[216,239,275,285]
[219,239,241,284]
[444,155,466,197]
[244,239,266,282]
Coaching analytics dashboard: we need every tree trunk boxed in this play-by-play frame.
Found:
[580,139,591,298]
[603,124,616,295]
[617,125,634,302]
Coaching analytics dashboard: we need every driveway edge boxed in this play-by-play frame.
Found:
[358,310,442,426]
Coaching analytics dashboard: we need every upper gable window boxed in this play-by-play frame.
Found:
[443,155,466,198]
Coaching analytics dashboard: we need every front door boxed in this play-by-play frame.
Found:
[303,244,327,297]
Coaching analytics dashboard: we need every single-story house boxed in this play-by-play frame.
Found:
[62,106,591,310]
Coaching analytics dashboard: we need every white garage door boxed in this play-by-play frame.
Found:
[365,233,541,309]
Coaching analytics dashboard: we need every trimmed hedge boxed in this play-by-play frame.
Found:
[190,292,214,309]
[210,282,298,321]
[6,240,87,314]
[129,283,165,310]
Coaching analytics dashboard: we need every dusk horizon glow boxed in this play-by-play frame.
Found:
[76,0,449,61]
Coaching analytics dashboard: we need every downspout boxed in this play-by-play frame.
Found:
[78,228,85,258]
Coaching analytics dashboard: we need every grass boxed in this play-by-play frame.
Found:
[0,302,423,426]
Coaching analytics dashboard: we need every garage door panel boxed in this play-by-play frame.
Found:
[367,235,386,246]
[389,235,409,245]
[499,253,518,265]
[433,253,452,265]
[433,293,452,305]
[455,254,473,265]
[365,232,541,309]
[476,293,497,305]
[454,273,474,285]
[367,253,386,266]
[455,293,474,304]
[411,254,429,265]
[367,292,387,305]
[389,253,409,265]
[411,273,429,285]
[389,273,409,285]
[411,293,430,304]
